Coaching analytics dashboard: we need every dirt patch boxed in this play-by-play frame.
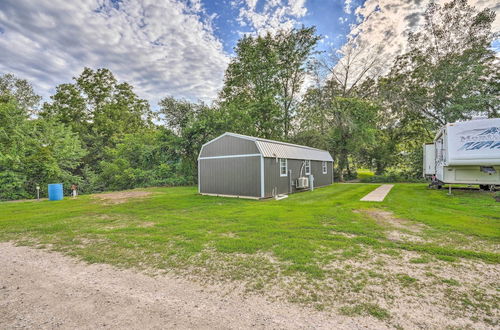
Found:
[356,209,498,252]
[220,232,238,238]
[356,209,429,243]
[138,222,155,228]
[386,230,427,243]
[0,242,383,329]
[320,249,499,329]
[357,209,425,233]
[93,191,152,204]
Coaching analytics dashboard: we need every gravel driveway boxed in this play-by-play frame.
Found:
[0,242,383,329]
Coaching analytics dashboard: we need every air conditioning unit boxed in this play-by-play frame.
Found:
[296,177,309,189]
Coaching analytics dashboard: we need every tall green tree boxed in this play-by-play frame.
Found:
[0,76,85,199]
[275,27,320,137]
[159,96,227,179]
[0,74,39,199]
[298,79,379,181]
[327,97,379,181]
[0,73,41,114]
[41,68,153,168]
[219,27,319,139]
[0,98,31,199]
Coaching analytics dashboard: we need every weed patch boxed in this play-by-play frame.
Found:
[340,303,391,320]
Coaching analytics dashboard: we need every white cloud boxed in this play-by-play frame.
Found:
[236,0,308,34]
[0,0,229,105]
[343,0,354,14]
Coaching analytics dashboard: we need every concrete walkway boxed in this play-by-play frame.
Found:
[360,184,394,202]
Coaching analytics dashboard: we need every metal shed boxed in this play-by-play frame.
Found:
[198,132,334,199]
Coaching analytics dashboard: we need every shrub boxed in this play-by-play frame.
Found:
[360,169,425,183]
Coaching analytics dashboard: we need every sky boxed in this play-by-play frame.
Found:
[0,0,498,107]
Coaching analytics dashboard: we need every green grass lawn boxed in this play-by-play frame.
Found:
[356,168,375,180]
[1,184,497,266]
[0,184,498,325]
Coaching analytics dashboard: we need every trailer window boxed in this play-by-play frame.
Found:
[304,160,311,175]
[322,161,327,174]
[279,158,288,177]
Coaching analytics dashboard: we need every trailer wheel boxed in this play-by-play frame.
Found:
[437,185,442,189]
[479,185,488,190]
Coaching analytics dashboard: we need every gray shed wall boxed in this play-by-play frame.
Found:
[200,135,259,158]
[199,156,261,197]
[311,160,333,187]
[263,159,333,198]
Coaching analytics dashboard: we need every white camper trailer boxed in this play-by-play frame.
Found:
[423,118,500,190]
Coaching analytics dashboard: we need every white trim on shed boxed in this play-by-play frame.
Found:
[260,155,265,198]
[199,153,261,160]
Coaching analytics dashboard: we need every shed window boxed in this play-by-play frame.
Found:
[279,158,288,177]
[322,161,327,174]
[304,160,311,175]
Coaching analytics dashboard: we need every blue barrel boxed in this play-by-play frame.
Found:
[48,183,63,201]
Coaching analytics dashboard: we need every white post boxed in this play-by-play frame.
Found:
[260,156,265,198]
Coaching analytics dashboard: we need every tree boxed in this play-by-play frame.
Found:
[274,27,320,137]
[41,83,88,135]
[294,34,387,180]
[363,0,499,179]
[219,33,281,138]
[0,75,40,199]
[0,91,85,199]
[219,27,320,139]
[386,0,498,127]
[298,82,379,181]
[328,97,379,181]
[41,68,153,168]
[159,96,227,180]
[99,129,188,190]
[23,119,86,195]
[0,98,31,199]
[319,38,383,99]
[0,73,41,114]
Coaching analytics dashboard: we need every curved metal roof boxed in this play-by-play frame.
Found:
[219,132,333,162]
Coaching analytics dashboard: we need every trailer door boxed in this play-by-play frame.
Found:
[423,143,436,176]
